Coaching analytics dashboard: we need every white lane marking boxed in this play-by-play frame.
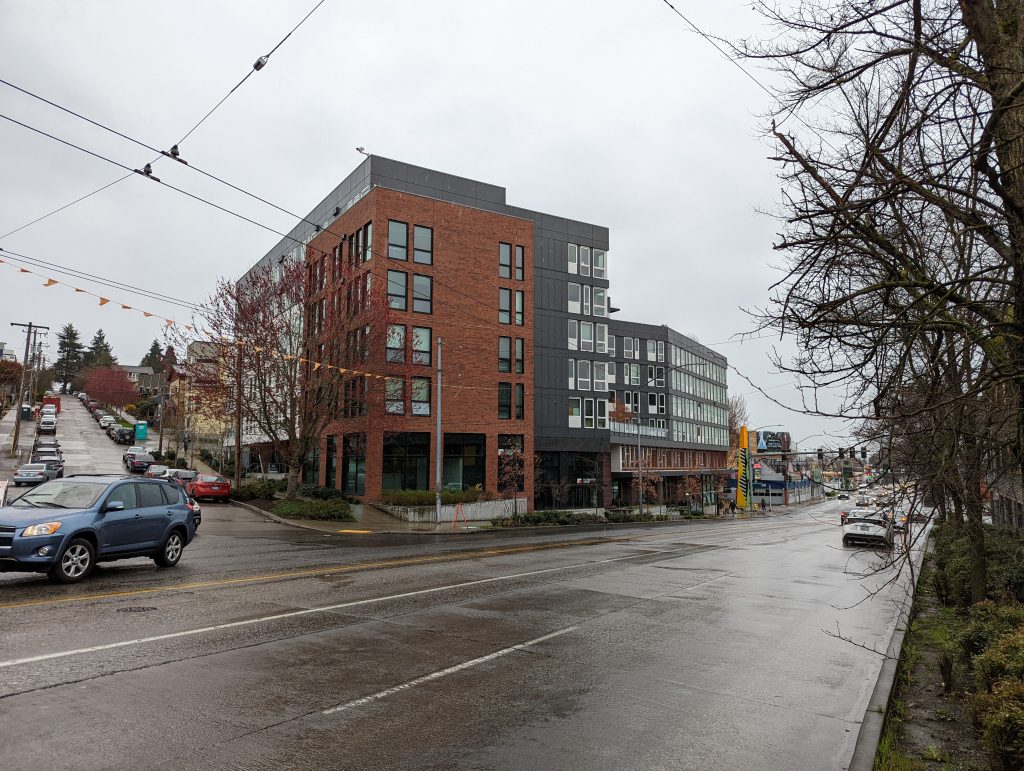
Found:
[322,626,577,715]
[0,552,649,670]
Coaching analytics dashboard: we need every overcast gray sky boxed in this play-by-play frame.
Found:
[0,0,851,448]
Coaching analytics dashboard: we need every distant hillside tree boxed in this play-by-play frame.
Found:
[54,323,85,393]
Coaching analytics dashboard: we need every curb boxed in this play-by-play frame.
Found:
[228,499,792,543]
[848,535,930,770]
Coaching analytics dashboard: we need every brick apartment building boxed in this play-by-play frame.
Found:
[243,156,728,509]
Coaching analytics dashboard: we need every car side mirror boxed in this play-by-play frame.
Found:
[104,501,125,513]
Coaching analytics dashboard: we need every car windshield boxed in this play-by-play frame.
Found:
[199,475,225,483]
[10,480,105,509]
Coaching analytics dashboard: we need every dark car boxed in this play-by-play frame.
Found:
[31,437,61,456]
[127,453,157,473]
[168,469,198,487]
[114,427,134,444]
[33,455,65,479]
[0,475,195,583]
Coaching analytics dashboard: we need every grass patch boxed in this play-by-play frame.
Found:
[271,499,354,521]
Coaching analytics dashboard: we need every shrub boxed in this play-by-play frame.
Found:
[233,481,280,501]
[297,483,345,500]
[974,629,1024,693]
[164,449,177,462]
[972,678,1024,770]
[933,523,1024,607]
[174,459,189,469]
[604,508,655,523]
[198,449,213,463]
[380,488,496,506]
[957,602,1024,663]
[490,510,605,528]
[271,499,354,521]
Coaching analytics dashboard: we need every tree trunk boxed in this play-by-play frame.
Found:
[286,467,299,500]
[962,432,988,604]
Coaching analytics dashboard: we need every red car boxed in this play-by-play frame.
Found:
[186,474,231,502]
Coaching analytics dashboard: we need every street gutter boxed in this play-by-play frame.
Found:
[848,534,930,770]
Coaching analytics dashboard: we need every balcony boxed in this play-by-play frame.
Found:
[610,420,668,440]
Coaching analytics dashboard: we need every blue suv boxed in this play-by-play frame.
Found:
[0,475,196,583]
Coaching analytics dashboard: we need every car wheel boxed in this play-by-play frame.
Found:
[842,536,850,547]
[49,538,95,584]
[154,530,185,568]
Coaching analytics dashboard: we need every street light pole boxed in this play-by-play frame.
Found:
[434,337,443,523]
[635,416,643,516]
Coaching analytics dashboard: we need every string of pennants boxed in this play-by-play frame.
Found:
[0,255,387,381]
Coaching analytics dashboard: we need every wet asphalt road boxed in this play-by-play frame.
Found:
[0,401,914,770]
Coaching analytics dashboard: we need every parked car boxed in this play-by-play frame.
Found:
[32,437,61,455]
[123,445,148,463]
[168,469,198,487]
[842,514,894,548]
[145,465,170,478]
[37,417,58,435]
[0,475,196,583]
[98,416,116,429]
[114,427,134,444]
[40,405,57,418]
[127,454,157,473]
[13,464,51,486]
[186,474,232,502]
[33,455,65,479]
[105,424,121,439]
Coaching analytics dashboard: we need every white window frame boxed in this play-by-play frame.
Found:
[568,243,578,275]
[595,323,607,354]
[633,338,641,359]
[583,285,591,316]
[568,359,575,390]
[648,392,657,414]
[568,397,582,428]
[608,334,616,356]
[596,399,608,429]
[580,246,591,277]
[578,360,591,391]
[607,362,616,384]
[623,336,633,359]
[647,340,657,360]
[568,282,581,314]
[593,249,606,279]
[580,321,594,352]
[568,319,578,351]
[658,341,665,362]
[583,398,595,428]
[594,362,607,392]
[593,287,606,317]
[630,363,640,386]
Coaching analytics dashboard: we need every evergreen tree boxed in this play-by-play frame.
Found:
[140,339,163,371]
[162,345,178,368]
[54,323,85,393]
[82,329,116,370]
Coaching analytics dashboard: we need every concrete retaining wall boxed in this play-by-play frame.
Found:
[379,497,526,523]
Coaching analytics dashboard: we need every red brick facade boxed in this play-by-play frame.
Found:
[305,188,534,505]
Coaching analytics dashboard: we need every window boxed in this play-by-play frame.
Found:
[388,220,408,260]
[363,221,373,261]
[568,397,581,428]
[138,483,164,508]
[593,249,606,278]
[387,270,407,310]
[649,392,658,414]
[499,242,512,278]
[623,337,633,359]
[596,323,607,354]
[583,285,591,315]
[413,225,432,264]
[568,319,578,350]
[500,288,512,324]
[630,363,640,386]
[609,334,616,356]
[633,338,641,359]
[515,383,524,419]
[593,288,606,317]
[499,336,512,372]
[647,340,657,360]
[578,360,591,390]
[498,382,512,419]
[515,245,524,281]
[607,361,616,384]
[515,290,524,325]
[580,321,593,352]
[515,338,524,374]
[386,324,405,363]
[413,274,432,313]
[583,398,595,428]
[568,359,575,389]
[568,243,578,274]
[658,341,665,362]
[107,483,137,510]
[412,327,431,365]
[411,377,431,415]
[596,399,608,429]
[385,377,405,414]
[594,362,607,391]
[659,393,667,414]
[568,282,581,314]
[580,246,591,277]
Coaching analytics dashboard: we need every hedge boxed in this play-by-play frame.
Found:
[271,499,354,521]
[491,510,605,528]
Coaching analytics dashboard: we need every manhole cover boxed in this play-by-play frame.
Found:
[117,606,157,613]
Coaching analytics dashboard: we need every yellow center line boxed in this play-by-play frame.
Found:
[0,536,640,611]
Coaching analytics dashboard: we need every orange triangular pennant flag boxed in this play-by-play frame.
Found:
[44,279,58,287]
[98,297,110,306]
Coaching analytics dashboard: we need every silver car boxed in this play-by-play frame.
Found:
[13,464,53,486]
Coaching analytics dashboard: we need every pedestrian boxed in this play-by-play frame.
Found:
[729,499,736,515]
[760,497,767,512]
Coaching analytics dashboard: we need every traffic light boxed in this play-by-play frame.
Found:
[861,446,867,460]
[838,447,845,459]
[817,448,824,461]
[848,447,855,460]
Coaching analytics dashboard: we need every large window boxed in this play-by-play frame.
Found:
[568,319,578,350]
[647,339,657,360]
[568,283,581,314]
[583,397,595,428]
[413,274,432,313]
[568,359,575,389]
[342,433,366,495]
[515,290,524,325]
[515,245,524,281]
[386,324,405,363]
[578,360,591,390]
[568,243,578,274]
[595,323,607,354]
[382,432,430,491]
[385,377,405,414]
[499,242,512,279]
[498,434,525,492]
[593,249,606,278]
[568,397,581,428]
[593,288,606,317]
[515,338,524,374]
[387,270,407,310]
[623,336,633,359]
[515,383,524,419]
[411,377,431,415]
[580,321,593,352]
[594,362,607,392]
[580,246,591,277]
[596,399,608,429]
[499,288,512,324]
[498,382,512,419]
[583,285,591,315]
[388,220,408,260]
[499,336,512,373]
[363,221,373,261]
[412,327,431,365]
[412,225,432,264]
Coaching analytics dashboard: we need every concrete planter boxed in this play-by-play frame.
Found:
[375,497,526,523]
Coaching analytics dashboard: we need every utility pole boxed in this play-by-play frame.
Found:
[434,336,442,523]
[9,322,48,458]
[636,416,643,516]
[233,345,243,490]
